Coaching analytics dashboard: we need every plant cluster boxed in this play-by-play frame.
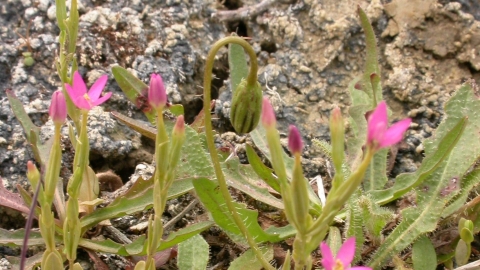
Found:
[2,1,480,270]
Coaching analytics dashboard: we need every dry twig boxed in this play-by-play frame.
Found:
[213,0,275,22]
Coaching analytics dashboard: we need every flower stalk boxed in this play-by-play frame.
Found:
[203,36,274,270]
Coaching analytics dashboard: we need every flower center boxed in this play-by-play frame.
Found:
[83,93,93,107]
[333,259,345,270]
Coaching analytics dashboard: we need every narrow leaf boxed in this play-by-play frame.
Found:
[111,66,155,123]
[81,177,196,230]
[222,157,284,209]
[193,178,285,244]
[0,177,29,214]
[0,228,44,247]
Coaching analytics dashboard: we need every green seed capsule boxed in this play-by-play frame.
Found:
[229,78,263,133]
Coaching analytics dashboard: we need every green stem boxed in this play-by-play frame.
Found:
[68,110,89,196]
[306,148,374,252]
[43,124,62,206]
[203,36,273,270]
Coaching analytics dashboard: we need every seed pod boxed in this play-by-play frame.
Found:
[230,79,263,133]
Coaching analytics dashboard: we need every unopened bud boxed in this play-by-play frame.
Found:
[229,79,263,133]
[27,160,40,189]
[261,97,276,129]
[148,73,167,110]
[173,115,185,136]
[49,91,67,125]
[330,107,345,174]
[288,125,303,155]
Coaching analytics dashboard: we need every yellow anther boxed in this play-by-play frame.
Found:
[333,259,344,270]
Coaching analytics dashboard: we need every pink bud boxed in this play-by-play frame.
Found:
[26,160,40,186]
[49,91,67,124]
[148,73,167,109]
[288,125,303,155]
[173,115,185,135]
[261,97,276,128]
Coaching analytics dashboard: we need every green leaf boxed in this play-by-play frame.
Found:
[222,157,284,209]
[358,196,393,244]
[245,144,281,193]
[412,236,437,270]
[442,167,480,218]
[178,234,209,270]
[193,178,286,244]
[228,33,249,94]
[455,239,469,266]
[111,66,156,123]
[169,104,184,116]
[79,221,213,256]
[80,177,196,230]
[326,226,342,256]
[6,90,46,165]
[345,190,364,263]
[358,7,381,104]
[228,244,273,270]
[364,149,388,192]
[0,228,44,247]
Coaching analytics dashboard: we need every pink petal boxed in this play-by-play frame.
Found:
[288,125,303,154]
[261,97,276,128]
[74,96,93,110]
[367,101,388,143]
[336,237,356,266]
[49,91,67,124]
[379,118,411,148]
[148,73,167,109]
[350,267,373,270]
[65,83,77,103]
[320,242,335,270]
[92,92,112,106]
[72,71,88,96]
[88,75,108,101]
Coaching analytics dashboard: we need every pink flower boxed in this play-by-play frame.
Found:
[288,125,303,155]
[65,71,111,110]
[367,101,411,150]
[261,97,276,128]
[49,91,67,124]
[148,73,167,110]
[320,237,372,270]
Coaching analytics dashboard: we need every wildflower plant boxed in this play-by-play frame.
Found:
[2,2,480,270]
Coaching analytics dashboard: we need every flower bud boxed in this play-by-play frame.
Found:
[27,160,40,190]
[229,79,263,133]
[148,73,167,110]
[49,91,67,125]
[330,107,344,174]
[288,125,303,155]
[261,97,276,129]
[173,115,185,137]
